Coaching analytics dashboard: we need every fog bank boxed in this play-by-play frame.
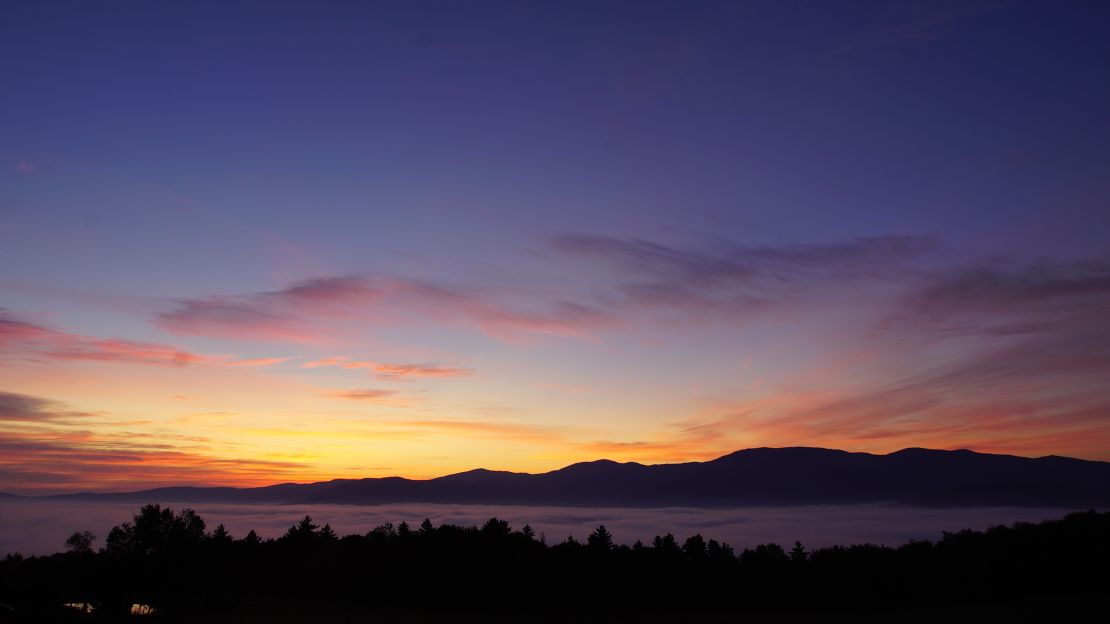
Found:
[0,499,1085,557]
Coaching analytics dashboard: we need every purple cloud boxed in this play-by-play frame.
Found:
[155,275,616,343]
[0,392,57,422]
[896,258,1110,336]
[1,310,200,367]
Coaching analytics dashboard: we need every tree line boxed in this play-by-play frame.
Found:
[1,506,1108,619]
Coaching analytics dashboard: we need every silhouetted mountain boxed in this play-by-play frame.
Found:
[19,447,1110,508]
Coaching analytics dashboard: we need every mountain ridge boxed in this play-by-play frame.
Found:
[5,447,1109,508]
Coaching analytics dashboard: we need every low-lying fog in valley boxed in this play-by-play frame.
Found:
[0,500,1089,557]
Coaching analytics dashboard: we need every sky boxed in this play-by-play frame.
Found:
[1,0,1109,494]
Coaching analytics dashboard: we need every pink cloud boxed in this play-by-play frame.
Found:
[14,161,35,174]
[372,362,469,379]
[395,419,562,442]
[222,356,293,367]
[0,391,64,422]
[1,310,199,367]
[324,389,401,401]
[303,356,471,379]
[46,338,199,366]
[156,275,617,344]
[301,356,356,369]
[1,311,306,371]
[154,277,387,343]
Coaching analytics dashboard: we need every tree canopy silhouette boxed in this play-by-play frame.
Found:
[104,504,205,557]
[1,508,1108,619]
[64,531,95,555]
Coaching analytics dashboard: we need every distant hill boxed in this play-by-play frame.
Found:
[10,447,1110,508]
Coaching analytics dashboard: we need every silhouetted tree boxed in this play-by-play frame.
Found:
[683,534,707,560]
[175,508,207,544]
[588,525,613,551]
[64,531,95,554]
[706,539,735,562]
[653,533,681,555]
[741,543,788,569]
[522,524,535,540]
[369,522,395,541]
[482,517,511,537]
[397,521,411,539]
[790,540,807,563]
[210,524,232,544]
[284,515,319,542]
[105,504,206,556]
[419,518,435,535]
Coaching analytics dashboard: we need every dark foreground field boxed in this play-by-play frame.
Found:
[2,507,1107,621]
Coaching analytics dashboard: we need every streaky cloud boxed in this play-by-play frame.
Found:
[0,391,59,422]
[549,233,936,323]
[303,356,471,379]
[155,275,616,343]
[0,309,199,367]
[895,257,1110,336]
[552,233,935,284]
[0,392,311,493]
[325,389,401,402]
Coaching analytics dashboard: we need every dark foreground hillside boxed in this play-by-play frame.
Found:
[1,507,1107,621]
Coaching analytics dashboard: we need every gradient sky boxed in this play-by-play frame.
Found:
[2,1,1109,493]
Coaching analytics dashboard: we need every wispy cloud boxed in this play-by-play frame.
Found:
[0,391,62,422]
[553,233,933,280]
[154,276,382,343]
[0,310,298,371]
[324,389,402,402]
[223,356,293,367]
[155,275,615,343]
[395,419,563,443]
[892,258,1110,337]
[152,235,937,345]
[46,338,198,366]
[1,310,200,367]
[0,431,310,492]
[0,392,312,492]
[578,440,726,463]
[550,233,935,324]
[303,356,471,380]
